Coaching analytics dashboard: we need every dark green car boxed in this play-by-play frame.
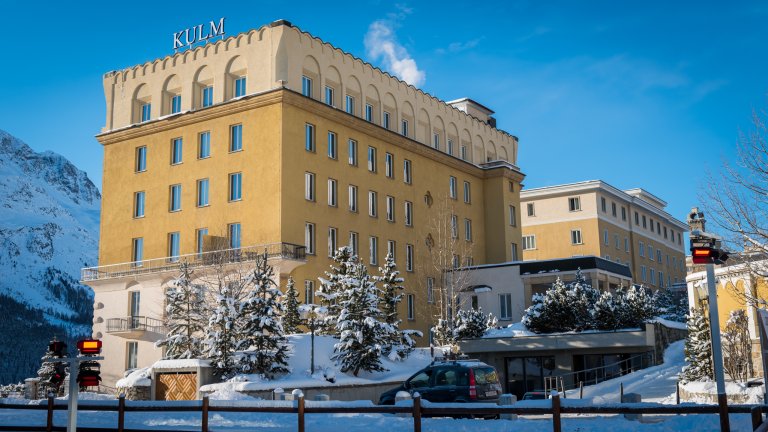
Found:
[379,360,503,405]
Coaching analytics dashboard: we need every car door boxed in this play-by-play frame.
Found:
[430,367,459,402]
[405,369,433,400]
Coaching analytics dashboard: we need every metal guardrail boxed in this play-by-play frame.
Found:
[106,316,165,334]
[547,352,655,394]
[81,242,306,281]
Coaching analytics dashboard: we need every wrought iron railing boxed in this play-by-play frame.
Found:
[81,242,306,281]
[106,316,165,334]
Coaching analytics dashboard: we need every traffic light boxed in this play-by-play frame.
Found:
[50,363,67,386]
[691,246,729,265]
[76,339,102,389]
[49,340,67,358]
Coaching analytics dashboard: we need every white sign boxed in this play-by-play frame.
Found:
[173,18,226,51]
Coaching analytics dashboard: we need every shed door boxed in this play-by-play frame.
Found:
[156,372,197,400]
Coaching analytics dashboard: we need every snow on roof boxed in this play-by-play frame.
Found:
[152,359,211,369]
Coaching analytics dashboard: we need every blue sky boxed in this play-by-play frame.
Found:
[2,1,767,224]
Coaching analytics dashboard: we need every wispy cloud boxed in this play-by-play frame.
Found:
[436,37,484,55]
[364,8,426,87]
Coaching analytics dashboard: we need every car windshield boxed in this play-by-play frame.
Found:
[473,367,498,385]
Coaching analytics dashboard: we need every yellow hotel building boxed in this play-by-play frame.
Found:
[83,20,524,387]
[520,180,688,290]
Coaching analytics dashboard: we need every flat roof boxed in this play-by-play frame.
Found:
[459,256,633,279]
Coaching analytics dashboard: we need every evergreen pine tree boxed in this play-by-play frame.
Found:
[203,283,241,380]
[156,263,207,359]
[681,304,714,382]
[453,307,493,339]
[376,252,407,356]
[240,254,291,378]
[281,277,302,334]
[317,246,357,336]
[568,269,600,331]
[432,318,456,346]
[332,261,393,376]
[37,338,66,397]
[592,290,620,331]
[622,285,658,328]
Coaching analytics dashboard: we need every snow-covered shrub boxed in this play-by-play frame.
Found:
[722,309,752,383]
[681,304,713,383]
[453,307,496,339]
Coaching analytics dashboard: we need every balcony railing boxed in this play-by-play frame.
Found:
[81,242,306,282]
[106,316,165,334]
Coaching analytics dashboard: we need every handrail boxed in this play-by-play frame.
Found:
[548,351,654,393]
[106,316,165,334]
[81,242,306,281]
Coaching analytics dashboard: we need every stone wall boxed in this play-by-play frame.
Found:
[117,386,150,401]
[652,322,687,364]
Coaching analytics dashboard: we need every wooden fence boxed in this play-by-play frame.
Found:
[0,393,766,432]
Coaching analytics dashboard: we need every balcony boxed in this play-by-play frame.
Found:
[106,316,165,340]
[81,242,307,282]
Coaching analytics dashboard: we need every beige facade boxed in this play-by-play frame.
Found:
[85,20,525,387]
[520,180,688,288]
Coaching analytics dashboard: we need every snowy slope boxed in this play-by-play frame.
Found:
[0,129,100,382]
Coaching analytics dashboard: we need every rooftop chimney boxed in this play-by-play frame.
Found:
[447,98,495,126]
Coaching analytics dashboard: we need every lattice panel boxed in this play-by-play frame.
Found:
[156,373,197,401]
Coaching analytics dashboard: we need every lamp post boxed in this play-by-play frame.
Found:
[299,304,327,375]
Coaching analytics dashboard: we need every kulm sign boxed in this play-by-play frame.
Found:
[173,18,226,51]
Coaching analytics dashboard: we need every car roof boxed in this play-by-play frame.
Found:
[429,359,492,368]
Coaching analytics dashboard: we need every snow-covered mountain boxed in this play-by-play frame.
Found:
[0,129,100,383]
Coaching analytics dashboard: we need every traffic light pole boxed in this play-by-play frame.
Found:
[705,264,730,432]
[58,356,103,432]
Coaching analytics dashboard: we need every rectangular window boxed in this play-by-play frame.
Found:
[349,231,359,256]
[135,146,147,172]
[571,229,583,245]
[383,111,391,129]
[304,281,314,304]
[234,76,247,97]
[433,133,440,150]
[509,205,517,226]
[369,236,378,265]
[367,146,377,172]
[449,176,457,199]
[365,103,373,122]
[447,139,454,156]
[604,230,609,245]
[650,218,655,232]
[171,95,182,114]
[197,179,209,207]
[229,172,242,201]
[614,234,620,249]
[305,222,315,255]
[601,197,606,212]
[635,211,640,225]
[401,119,409,137]
[387,240,396,260]
[527,203,535,217]
[464,219,472,241]
[385,153,394,178]
[171,138,183,164]
[427,277,435,304]
[568,197,581,212]
[657,221,661,234]
[324,86,334,106]
[169,184,182,212]
[132,237,144,263]
[649,246,655,261]
[386,195,395,221]
[403,159,412,184]
[657,249,662,262]
[328,179,338,207]
[405,201,413,226]
[328,227,338,257]
[348,139,358,166]
[641,265,647,282]
[348,185,358,212]
[624,237,629,252]
[168,232,180,261]
[664,226,668,239]
[196,228,208,257]
[406,244,414,271]
[345,95,354,114]
[639,241,645,257]
[127,342,138,370]
[464,181,471,203]
[451,214,458,238]
[611,202,617,217]
[460,145,467,161]
[523,235,536,250]
[198,131,211,159]
[650,268,656,285]
[642,215,647,229]
[368,191,378,217]
[327,132,337,159]
[499,293,512,320]
[230,124,243,152]
[305,124,315,152]
[301,75,312,97]
[407,294,415,320]
[622,207,627,221]
[511,243,519,261]
[133,191,145,218]
[658,271,664,288]
[202,86,213,107]
[141,103,151,122]
[229,223,241,249]
[305,172,315,201]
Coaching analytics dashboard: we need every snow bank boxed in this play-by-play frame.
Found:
[116,367,151,388]
[152,359,211,369]
[681,381,765,404]
[650,317,687,330]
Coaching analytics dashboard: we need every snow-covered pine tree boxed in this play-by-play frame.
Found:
[681,304,714,382]
[203,283,241,380]
[156,263,207,359]
[592,290,620,331]
[523,278,573,333]
[281,277,302,335]
[568,269,600,331]
[432,318,456,346]
[332,261,393,376]
[376,252,405,355]
[453,307,493,339]
[36,338,66,396]
[317,246,357,336]
[622,285,658,328]
[240,254,291,378]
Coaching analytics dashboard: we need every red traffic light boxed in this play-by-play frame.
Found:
[49,341,67,358]
[76,369,101,387]
[691,247,729,265]
[77,339,102,355]
[50,363,67,386]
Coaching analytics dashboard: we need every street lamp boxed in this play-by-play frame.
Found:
[299,304,327,375]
